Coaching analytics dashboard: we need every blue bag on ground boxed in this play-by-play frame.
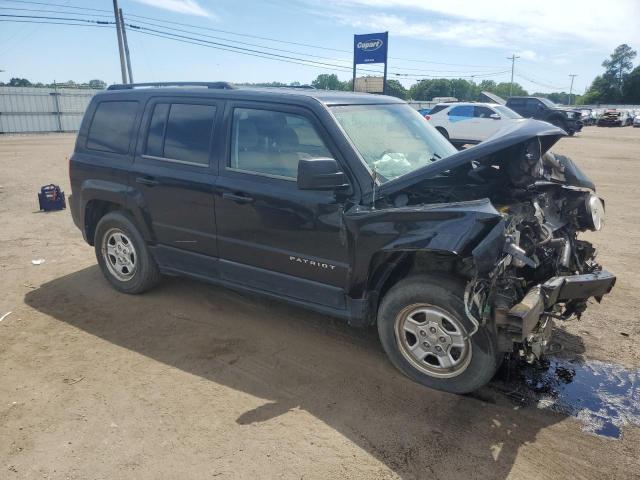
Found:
[38,184,66,211]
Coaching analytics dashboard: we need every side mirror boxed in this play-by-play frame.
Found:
[489,113,501,120]
[297,158,349,191]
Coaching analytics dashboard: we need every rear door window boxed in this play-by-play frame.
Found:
[86,101,139,154]
[144,102,217,166]
[448,105,473,118]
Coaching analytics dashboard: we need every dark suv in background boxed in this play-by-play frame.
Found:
[506,96,583,135]
[69,82,614,394]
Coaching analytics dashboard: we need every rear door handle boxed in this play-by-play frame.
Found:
[222,192,254,204]
[136,176,159,187]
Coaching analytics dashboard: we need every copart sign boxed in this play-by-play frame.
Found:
[354,32,388,64]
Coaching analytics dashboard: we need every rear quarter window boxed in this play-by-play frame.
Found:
[86,101,139,154]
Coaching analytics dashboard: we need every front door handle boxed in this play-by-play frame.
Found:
[222,192,254,204]
[136,176,159,187]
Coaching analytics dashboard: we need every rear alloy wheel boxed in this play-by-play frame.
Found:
[94,211,161,294]
[378,275,501,394]
[102,228,138,281]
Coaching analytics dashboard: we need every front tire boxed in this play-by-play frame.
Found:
[94,211,161,294]
[377,275,500,394]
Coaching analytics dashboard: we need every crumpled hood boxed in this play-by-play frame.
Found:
[378,119,566,197]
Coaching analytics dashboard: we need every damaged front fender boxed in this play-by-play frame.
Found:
[344,198,505,298]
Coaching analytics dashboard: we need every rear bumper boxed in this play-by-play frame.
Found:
[507,270,616,340]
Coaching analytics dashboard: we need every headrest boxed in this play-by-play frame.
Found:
[237,119,259,149]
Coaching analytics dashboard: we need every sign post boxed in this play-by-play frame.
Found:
[353,32,389,94]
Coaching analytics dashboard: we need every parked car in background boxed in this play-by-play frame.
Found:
[506,96,583,135]
[597,109,632,127]
[633,114,640,127]
[426,102,524,145]
[579,109,596,126]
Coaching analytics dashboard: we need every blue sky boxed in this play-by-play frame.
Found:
[1,0,639,94]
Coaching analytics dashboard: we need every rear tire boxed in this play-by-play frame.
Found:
[377,275,500,394]
[94,211,161,294]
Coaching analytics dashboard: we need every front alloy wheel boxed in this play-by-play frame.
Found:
[395,304,472,378]
[377,275,501,394]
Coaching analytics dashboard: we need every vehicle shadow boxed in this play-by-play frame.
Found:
[24,266,577,479]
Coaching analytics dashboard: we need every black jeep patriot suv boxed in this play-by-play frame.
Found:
[69,82,615,394]
[506,96,583,136]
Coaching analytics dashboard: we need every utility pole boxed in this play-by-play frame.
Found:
[112,0,127,84]
[119,8,134,83]
[568,74,577,105]
[507,54,519,97]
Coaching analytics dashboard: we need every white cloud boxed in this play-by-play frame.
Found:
[320,0,640,51]
[517,50,538,61]
[132,0,214,18]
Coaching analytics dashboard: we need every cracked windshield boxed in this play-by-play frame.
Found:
[331,104,457,182]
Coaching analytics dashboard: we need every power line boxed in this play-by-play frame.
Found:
[0,0,111,13]
[515,71,568,91]
[0,6,113,18]
[0,13,510,79]
[1,6,505,73]
[0,0,507,69]
[0,13,112,24]
[0,15,512,81]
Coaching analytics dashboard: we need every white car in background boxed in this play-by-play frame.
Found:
[426,102,525,145]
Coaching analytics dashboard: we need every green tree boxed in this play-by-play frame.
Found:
[409,79,452,100]
[602,44,636,100]
[474,80,527,100]
[384,79,407,99]
[449,79,475,101]
[584,44,637,103]
[622,66,640,103]
[311,74,347,90]
[8,77,32,87]
[88,79,107,89]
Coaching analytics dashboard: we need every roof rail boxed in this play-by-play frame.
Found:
[107,82,236,91]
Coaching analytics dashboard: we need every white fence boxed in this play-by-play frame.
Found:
[0,86,101,133]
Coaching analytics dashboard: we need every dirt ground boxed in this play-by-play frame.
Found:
[0,128,639,479]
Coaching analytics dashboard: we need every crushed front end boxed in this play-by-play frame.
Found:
[376,120,616,363]
[468,184,616,361]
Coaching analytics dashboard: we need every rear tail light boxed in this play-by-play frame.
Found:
[425,115,431,120]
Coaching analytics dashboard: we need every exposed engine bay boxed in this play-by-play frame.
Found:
[378,133,615,362]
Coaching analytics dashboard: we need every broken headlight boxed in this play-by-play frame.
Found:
[585,194,605,231]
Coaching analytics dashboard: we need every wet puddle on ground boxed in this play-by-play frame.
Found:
[491,357,640,439]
